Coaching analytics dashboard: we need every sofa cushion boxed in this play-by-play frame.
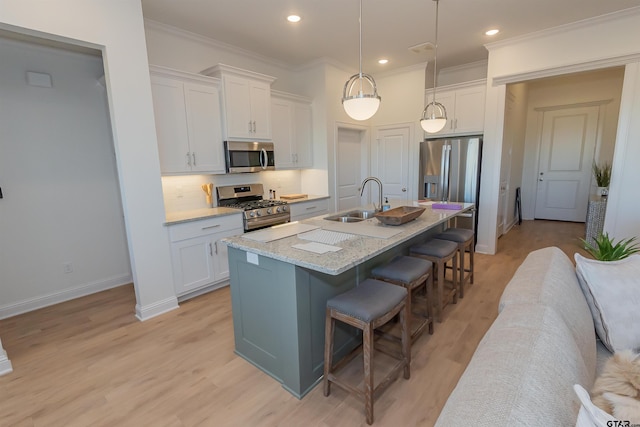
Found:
[435,304,591,427]
[499,246,596,372]
[575,254,640,353]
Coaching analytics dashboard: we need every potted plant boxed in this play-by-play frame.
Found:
[592,161,612,196]
[581,232,640,261]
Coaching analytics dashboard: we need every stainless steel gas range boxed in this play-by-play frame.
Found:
[216,183,290,232]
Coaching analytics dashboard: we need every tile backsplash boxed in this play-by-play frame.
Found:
[161,170,303,213]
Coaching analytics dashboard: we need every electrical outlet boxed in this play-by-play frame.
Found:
[63,263,73,274]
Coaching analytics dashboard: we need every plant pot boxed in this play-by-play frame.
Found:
[597,187,609,197]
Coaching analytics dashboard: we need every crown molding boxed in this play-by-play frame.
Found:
[376,61,429,79]
[485,6,640,51]
[144,19,294,71]
[441,60,488,74]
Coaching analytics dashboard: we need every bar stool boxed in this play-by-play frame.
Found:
[409,239,458,322]
[370,255,434,340]
[323,278,410,425]
[434,228,474,298]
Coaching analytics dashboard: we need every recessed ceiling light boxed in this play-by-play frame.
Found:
[378,59,389,65]
[485,29,500,36]
[287,15,301,23]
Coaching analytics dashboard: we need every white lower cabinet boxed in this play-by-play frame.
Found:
[168,214,243,297]
[289,198,329,221]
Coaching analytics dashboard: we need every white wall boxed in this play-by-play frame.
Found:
[0,0,179,321]
[499,82,528,233]
[0,38,132,318]
[520,68,624,219]
[144,21,302,95]
[480,7,640,254]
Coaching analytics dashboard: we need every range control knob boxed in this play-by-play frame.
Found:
[255,210,262,217]
[276,207,282,213]
[282,206,288,212]
[266,208,273,214]
[249,211,256,218]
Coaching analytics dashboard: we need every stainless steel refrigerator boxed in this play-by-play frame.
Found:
[419,135,483,231]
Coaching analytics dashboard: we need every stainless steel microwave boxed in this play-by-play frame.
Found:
[224,141,275,173]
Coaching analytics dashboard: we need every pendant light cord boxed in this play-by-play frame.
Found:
[358,0,363,89]
[433,0,439,104]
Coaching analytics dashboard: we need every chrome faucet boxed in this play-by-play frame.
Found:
[360,177,383,212]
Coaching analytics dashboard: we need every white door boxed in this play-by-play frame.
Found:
[336,127,365,211]
[534,106,599,221]
[376,125,410,202]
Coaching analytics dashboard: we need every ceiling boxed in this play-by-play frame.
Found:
[141,0,640,73]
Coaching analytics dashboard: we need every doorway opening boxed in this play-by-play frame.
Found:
[497,67,625,246]
[0,31,132,319]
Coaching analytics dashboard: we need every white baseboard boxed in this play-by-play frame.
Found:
[0,342,13,376]
[135,296,179,321]
[0,274,132,320]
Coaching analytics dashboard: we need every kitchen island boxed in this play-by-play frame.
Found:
[222,202,474,398]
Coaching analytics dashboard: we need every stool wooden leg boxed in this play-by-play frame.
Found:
[470,240,475,285]
[323,309,335,397]
[400,301,411,380]
[458,244,465,299]
[426,272,434,334]
[436,261,444,323]
[363,323,374,425]
[452,254,458,304]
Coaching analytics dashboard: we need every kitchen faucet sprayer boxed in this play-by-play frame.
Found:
[360,177,383,212]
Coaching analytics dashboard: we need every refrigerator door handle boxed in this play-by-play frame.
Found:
[441,144,451,202]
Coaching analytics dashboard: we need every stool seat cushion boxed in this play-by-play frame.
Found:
[411,239,458,258]
[435,228,474,243]
[327,278,407,322]
[371,256,432,284]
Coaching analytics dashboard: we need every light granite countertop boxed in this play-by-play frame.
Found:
[164,194,329,225]
[164,207,242,225]
[275,194,329,204]
[223,201,474,275]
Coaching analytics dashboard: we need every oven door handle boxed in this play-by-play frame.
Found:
[260,148,267,169]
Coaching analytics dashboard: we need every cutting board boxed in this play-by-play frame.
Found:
[280,194,308,200]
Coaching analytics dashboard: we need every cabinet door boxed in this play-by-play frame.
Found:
[212,228,243,282]
[453,85,485,135]
[293,103,313,168]
[271,98,294,168]
[426,89,456,137]
[184,83,225,173]
[171,235,215,295]
[150,76,191,173]
[223,75,253,139]
[249,80,272,139]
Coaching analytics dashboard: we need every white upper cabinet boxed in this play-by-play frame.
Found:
[425,80,486,137]
[150,66,225,174]
[203,64,276,141]
[271,90,313,169]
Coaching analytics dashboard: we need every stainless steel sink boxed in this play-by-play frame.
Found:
[324,210,377,222]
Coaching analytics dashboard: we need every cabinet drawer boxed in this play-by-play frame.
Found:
[290,199,329,221]
[168,214,243,242]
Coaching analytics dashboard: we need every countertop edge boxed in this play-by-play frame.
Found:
[164,208,243,226]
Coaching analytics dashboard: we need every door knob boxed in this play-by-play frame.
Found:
[402,188,407,192]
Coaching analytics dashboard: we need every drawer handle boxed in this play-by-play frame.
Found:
[202,224,221,230]
[305,206,317,210]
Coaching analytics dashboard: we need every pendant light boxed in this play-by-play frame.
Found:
[420,0,447,133]
[342,0,381,121]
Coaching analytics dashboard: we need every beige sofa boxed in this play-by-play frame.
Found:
[435,246,610,426]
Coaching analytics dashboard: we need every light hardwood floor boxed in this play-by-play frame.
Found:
[0,220,588,426]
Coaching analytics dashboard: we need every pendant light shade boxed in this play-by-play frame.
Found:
[342,0,380,121]
[420,0,447,133]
